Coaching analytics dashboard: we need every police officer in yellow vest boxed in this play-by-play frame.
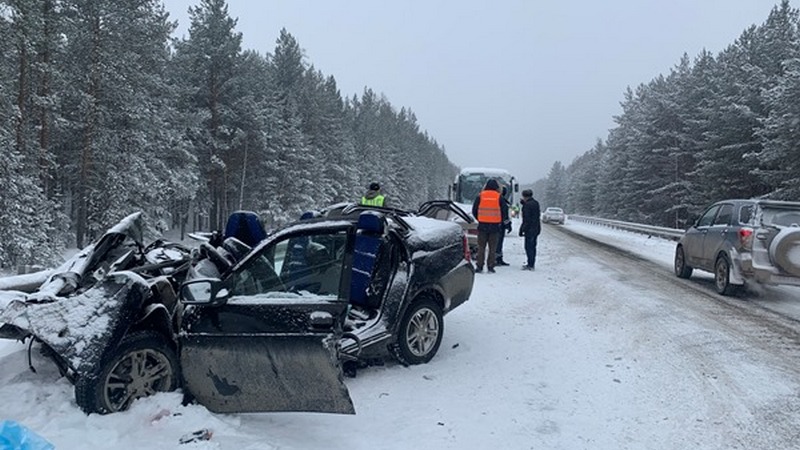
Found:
[360,182,386,207]
[471,178,508,273]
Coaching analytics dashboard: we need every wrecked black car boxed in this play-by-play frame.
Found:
[0,203,474,415]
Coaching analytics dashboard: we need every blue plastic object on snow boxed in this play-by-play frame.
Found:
[0,420,54,450]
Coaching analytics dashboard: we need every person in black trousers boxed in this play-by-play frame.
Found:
[518,189,541,270]
[495,186,512,266]
[471,179,508,273]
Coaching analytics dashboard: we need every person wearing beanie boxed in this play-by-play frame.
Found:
[360,182,387,207]
[471,178,508,273]
[519,189,541,270]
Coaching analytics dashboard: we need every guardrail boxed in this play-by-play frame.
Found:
[567,215,686,241]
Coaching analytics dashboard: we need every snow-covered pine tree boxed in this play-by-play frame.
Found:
[172,0,243,231]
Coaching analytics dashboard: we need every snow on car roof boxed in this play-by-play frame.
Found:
[403,216,463,247]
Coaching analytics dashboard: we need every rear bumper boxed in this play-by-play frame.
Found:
[737,254,800,286]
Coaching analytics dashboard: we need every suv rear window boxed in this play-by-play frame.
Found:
[761,208,800,227]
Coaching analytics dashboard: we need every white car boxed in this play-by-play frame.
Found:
[542,207,566,225]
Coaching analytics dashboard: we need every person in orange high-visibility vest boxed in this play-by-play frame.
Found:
[471,178,508,273]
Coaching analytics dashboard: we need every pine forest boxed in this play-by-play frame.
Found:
[3,1,800,269]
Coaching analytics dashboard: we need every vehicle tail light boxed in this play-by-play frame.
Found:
[462,233,472,262]
[739,227,753,249]
[467,228,478,236]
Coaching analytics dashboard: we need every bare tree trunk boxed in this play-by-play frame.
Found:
[77,13,101,248]
[239,138,248,209]
[209,67,222,229]
[38,0,54,194]
[15,17,28,157]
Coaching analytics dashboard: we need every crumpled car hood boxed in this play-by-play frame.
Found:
[0,272,150,374]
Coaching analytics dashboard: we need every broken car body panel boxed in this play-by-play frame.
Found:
[177,222,357,414]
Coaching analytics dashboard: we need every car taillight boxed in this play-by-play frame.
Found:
[739,227,753,249]
[467,228,478,236]
[462,233,472,262]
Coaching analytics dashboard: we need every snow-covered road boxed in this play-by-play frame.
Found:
[2,221,800,449]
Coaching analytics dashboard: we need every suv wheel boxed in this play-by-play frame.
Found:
[674,246,693,279]
[394,298,443,365]
[75,330,179,414]
[714,255,736,296]
[769,228,800,277]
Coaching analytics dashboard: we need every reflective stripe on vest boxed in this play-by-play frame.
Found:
[477,190,501,223]
[361,195,385,207]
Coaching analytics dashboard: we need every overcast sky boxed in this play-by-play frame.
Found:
[162,0,785,183]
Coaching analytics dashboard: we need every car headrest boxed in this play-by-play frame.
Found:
[221,237,252,263]
[357,211,384,234]
[224,210,266,247]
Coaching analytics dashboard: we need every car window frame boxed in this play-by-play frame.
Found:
[696,205,721,228]
[225,223,355,303]
[712,203,734,226]
[739,204,754,225]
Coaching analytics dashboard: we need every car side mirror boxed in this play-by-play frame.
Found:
[180,278,229,306]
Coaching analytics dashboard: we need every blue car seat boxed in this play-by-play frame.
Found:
[350,212,385,308]
[284,236,311,286]
[224,211,266,247]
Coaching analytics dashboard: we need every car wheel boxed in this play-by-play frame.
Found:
[674,246,693,279]
[394,298,443,365]
[714,255,736,296]
[75,330,179,414]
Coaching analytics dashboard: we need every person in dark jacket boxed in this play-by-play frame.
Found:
[360,182,387,207]
[471,179,508,273]
[495,185,512,266]
[519,189,541,270]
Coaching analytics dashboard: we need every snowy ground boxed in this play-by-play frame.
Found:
[2,219,800,449]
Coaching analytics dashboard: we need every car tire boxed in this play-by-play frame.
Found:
[714,255,736,296]
[674,246,693,279]
[75,330,179,414]
[769,228,800,277]
[394,298,443,366]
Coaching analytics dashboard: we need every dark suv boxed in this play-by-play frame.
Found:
[674,199,800,295]
[1,204,474,415]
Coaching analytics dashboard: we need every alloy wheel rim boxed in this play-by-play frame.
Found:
[406,308,440,357]
[716,260,728,290]
[103,349,173,412]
